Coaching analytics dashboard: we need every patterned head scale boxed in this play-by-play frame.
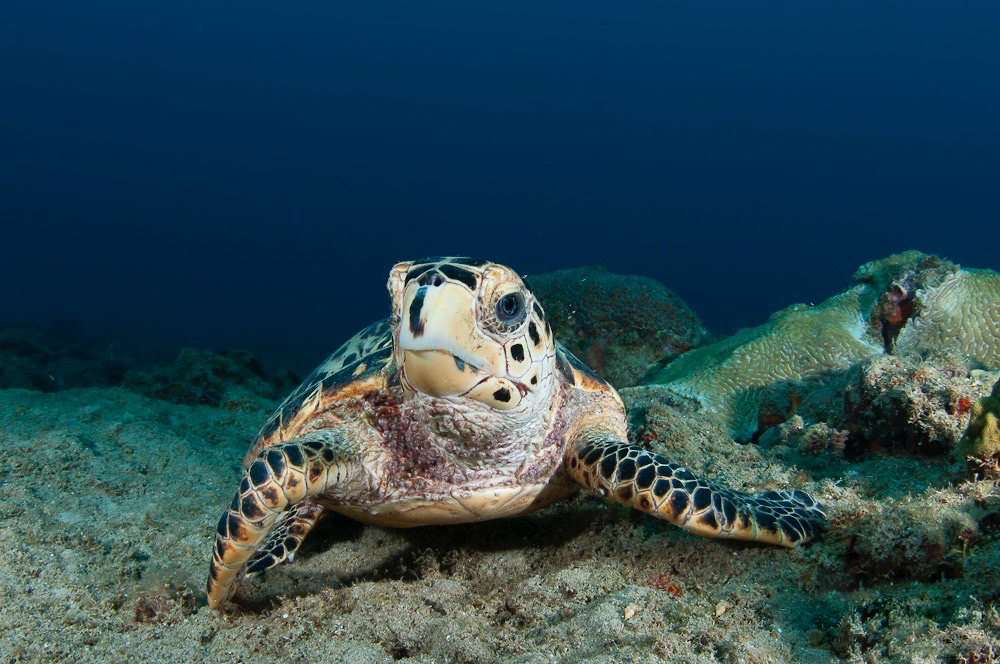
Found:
[388,257,556,410]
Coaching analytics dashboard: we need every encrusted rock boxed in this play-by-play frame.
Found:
[529,266,709,387]
[832,497,977,588]
[123,347,296,407]
[835,354,988,457]
[761,417,849,456]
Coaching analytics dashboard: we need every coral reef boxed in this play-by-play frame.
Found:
[827,354,991,458]
[959,378,1000,479]
[0,322,298,410]
[529,265,710,387]
[649,251,1000,441]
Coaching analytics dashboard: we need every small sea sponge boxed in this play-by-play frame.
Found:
[958,378,1000,478]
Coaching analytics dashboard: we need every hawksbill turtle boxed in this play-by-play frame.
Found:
[206,258,826,609]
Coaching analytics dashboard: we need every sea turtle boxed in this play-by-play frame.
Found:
[206,258,827,609]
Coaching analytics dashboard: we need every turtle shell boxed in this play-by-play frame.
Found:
[245,318,394,464]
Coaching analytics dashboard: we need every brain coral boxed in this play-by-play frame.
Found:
[648,251,1000,441]
[651,286,884,440]
[529,266,710,387]
[896,269,1000,368]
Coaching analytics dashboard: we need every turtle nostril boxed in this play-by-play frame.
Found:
[417,271,446,287]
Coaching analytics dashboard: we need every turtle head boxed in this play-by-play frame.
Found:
[388,257,555,411]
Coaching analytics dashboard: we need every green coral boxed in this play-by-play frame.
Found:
[649,286,884,440]
[958,378,1000,478]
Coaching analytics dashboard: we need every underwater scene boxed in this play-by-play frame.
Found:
[2,1,999,662]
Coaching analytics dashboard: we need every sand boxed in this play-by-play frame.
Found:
[2,376,999,663]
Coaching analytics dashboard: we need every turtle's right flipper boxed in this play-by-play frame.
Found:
[206,431,357,610]
[245,501,326,575]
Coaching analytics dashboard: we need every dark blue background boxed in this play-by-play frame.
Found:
[2,1,998,371]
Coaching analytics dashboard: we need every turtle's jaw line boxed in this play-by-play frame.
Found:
[445,351,532,396]
[405,347,488,377]
[401,348,535,407]
[450,353,481,375]
[457,369,532,400]
[401,348,492,398]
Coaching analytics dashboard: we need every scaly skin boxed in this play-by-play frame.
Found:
[566,431,825,546]
[207,431,360,609]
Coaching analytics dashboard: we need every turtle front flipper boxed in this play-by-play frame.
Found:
[245,501,325,575]
[566,438,826,547]
[206,430,359,610]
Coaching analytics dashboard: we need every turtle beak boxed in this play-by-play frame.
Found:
[397,281,512,402]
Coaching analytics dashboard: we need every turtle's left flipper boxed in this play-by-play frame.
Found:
[567,439,826,546]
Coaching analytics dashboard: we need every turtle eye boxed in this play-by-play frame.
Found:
[496,292,525,323]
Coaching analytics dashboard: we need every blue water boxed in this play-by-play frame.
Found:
[2,0,998,372]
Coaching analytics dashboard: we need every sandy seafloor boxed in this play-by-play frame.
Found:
[2,369,999,664]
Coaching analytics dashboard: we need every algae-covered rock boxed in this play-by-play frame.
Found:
[529,265,710,387]
[758,354,996,461]
[123,347,296,408]
[835,353,989,458]
[834,497,977,587]
[0,322,152,391]
[959,378,1000,478]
